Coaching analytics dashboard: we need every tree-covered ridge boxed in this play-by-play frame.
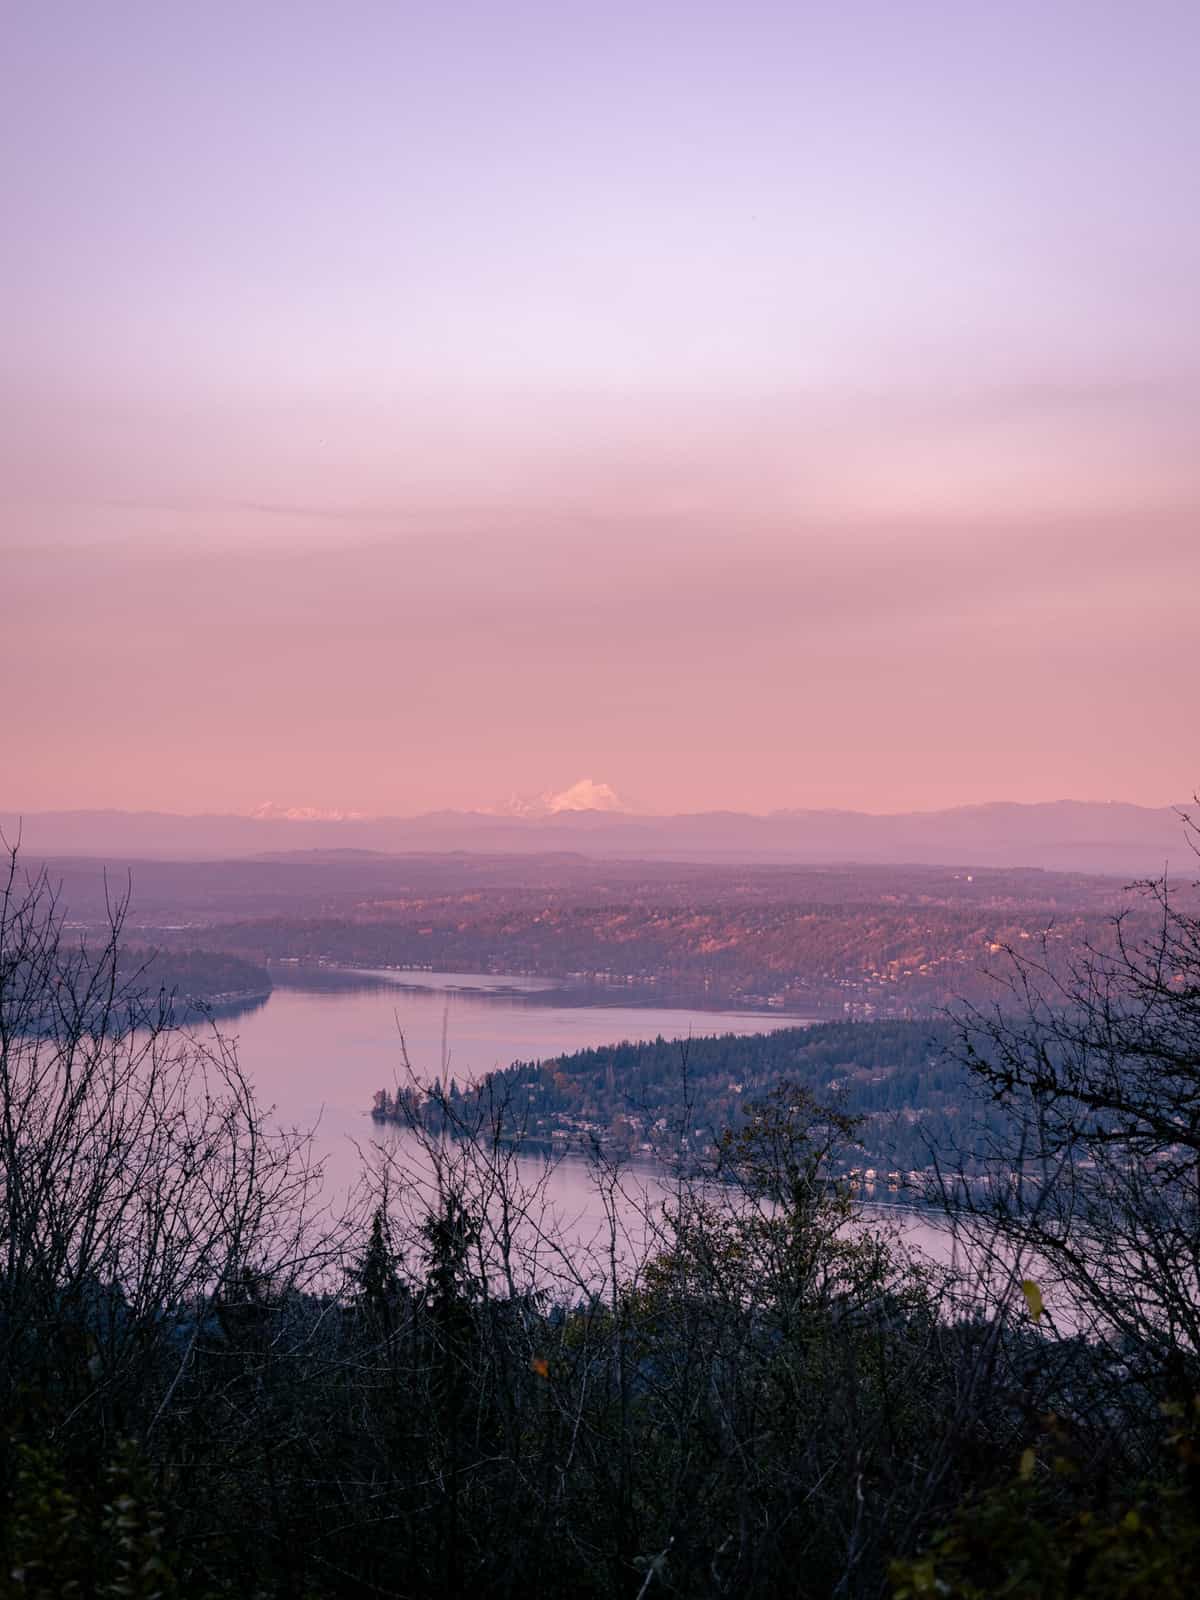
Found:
[374,1019,1010,1176]
[211,899,1127,1013]
[47,852,1175,1019]
[121,946,272,1008]
[3,941,272,1037]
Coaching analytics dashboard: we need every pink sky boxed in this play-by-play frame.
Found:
[3,1,1198,816]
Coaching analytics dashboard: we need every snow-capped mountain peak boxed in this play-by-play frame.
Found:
[491,778,629,818]
[545,777,627,813]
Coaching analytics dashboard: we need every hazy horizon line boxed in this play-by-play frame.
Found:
[3,795,1194,823]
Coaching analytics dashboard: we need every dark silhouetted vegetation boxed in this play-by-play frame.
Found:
[372,1018,1010,1175]
[4,833,1200,1597]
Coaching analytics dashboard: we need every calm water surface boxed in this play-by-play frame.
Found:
[221,970,799,1193]
[214,970,953,1272]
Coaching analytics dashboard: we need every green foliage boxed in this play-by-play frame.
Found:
[1,1438,176,1600]
[892,1406,1200,1600]
[3,1441,93,1600]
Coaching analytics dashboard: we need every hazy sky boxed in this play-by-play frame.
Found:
[4,1,1198,816]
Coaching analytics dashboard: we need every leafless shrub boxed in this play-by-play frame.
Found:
[0,838,323,1441]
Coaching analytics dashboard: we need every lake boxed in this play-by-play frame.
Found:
[218,969,801,1193]
[209,968,957,1282]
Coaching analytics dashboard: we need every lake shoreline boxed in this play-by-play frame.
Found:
[266,956,835,1020]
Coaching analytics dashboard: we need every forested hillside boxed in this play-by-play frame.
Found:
[207,897,1133,1015]
[374,1019,1008,1177]
[38,854,1162,1017]
[121,946,272,1009]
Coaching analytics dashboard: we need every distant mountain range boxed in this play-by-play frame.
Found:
[3,799,1196,875]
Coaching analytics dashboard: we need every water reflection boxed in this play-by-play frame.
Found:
[269,964,748,1012]
[202,970,982,1299]
[361,1125,962,1304]
[213,968,803,1197]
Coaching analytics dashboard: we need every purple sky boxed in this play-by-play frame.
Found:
[4,1,1198,815]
